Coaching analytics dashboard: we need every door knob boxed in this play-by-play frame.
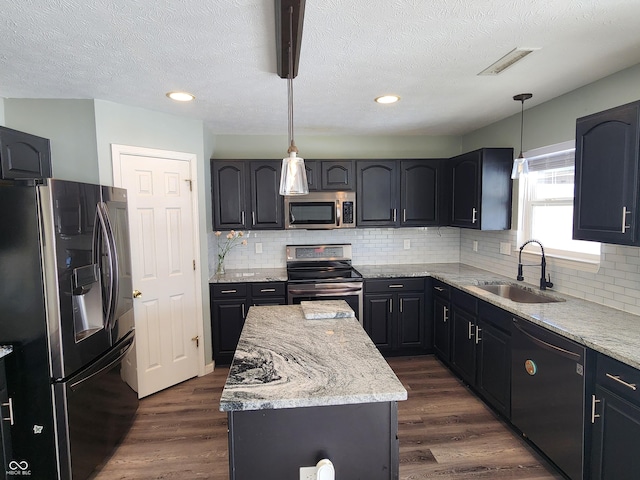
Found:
[133,290,142,299]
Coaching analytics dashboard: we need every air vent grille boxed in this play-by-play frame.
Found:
[478,47,539,76]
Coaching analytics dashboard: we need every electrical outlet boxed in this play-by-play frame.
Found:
[404,239,411,250]
[473,240,478,252]
[300,466,317,480]
[499,242,511,255]
[255,242,262,254]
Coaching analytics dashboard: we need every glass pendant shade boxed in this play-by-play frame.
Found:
[279,150,308,195]
[511,153,529,179]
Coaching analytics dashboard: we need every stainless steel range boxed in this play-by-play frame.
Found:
[286,244,363,323]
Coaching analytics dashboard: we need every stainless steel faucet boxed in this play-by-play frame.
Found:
[517,240,554,290]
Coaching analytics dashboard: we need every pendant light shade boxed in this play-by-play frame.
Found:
[511,93,533,179]
[278,2,308,196]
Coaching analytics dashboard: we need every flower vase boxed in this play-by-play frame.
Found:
[216,257,225,275]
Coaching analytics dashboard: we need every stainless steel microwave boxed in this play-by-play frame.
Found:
[284,191,356,229]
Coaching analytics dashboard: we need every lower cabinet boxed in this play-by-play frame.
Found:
[432,280,451,365]
[363,278,430,356]
[211,282,286,364]
[590,353,640,480]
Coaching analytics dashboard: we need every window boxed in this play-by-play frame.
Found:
[518,141,600,265]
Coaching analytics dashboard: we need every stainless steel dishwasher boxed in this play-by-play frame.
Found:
[511,317,586,480]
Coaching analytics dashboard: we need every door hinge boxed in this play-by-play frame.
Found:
[193,260,196,271]
[186,179,192,191]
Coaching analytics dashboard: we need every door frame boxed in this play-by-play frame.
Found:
[111,143,207,378]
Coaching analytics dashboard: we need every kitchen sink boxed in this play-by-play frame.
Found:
[474,284,565,304]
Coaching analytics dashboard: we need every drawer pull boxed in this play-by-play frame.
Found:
[221,289,237,294]
[606,373,637,391]
[434,286,446,292]
[389,284,404,289]
[591,394,601,424]
[2,398,14,425]
[260,288,276,293]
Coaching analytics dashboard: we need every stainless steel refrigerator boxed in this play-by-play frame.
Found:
[0,179,138,479]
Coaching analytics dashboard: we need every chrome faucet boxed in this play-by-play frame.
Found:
[517,240,553,290]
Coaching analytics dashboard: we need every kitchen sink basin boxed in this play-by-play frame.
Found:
[475,284,565,304]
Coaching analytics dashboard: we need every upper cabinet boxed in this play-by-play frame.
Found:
[573,100,640,245]
[400,159,443,226]
[450,148,513,230]
[357,160,398,227]
[0,126,51,180]
[211,160,284,230]
[304,160,355,191]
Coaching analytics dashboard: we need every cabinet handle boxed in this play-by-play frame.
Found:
[252,211,256,226]
[241,303,246,318]
[591,394,601,424]
[389,300,393,314]
[403,209,407,223]
[393,209,397,222]
[443,306,448,322]
[475,326,482,344]
[606,373,637,390]
[241,211,245,225]
[389,284,404,289]
[260,288,276,293]
[221,289,237,294]
[622,206,632,233]
[468,321,474,340]
[434,286,445,292]
[2,398,14,425]
[472,207,477,224]
[400,298,403,313]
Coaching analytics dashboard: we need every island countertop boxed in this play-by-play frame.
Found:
[219,303,408,412]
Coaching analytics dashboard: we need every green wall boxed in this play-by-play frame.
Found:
[3,99,99,183]
[0,98,5,126]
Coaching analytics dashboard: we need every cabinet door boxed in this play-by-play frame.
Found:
[357,161,399,226]
[364,294,394,352]
[401,160,440,226]
[475,320,511,418]
[574,101,640,245]
[397,294,424,349]
[0,126,51,180]
[212,299,246,364]
[212,160,247,230]
[450,307,476,385]
[249,161,284,229]
[433,296,451,363]
[591,385,640,480]
[451,152,480,228]
[321,161,355,191]
[304,160,319,191]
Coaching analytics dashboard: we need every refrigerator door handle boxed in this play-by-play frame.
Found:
[69,330,135,391]
[99,202,121,331]
[96,202,118,330]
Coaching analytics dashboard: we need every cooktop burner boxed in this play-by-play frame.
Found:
[286,244,362,283]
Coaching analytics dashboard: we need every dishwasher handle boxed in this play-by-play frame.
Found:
[512,319,582,361]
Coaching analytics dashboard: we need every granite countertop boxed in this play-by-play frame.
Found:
[209,267,287,283]
[219,302,407,412]
[356,263,640,370]
[0,345,13,359]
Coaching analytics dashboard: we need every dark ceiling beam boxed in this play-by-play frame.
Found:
[275,0,305,79]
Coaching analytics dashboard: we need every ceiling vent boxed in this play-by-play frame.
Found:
[478,47,539,76]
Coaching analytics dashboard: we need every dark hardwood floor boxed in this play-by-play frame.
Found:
[92,355,563,480]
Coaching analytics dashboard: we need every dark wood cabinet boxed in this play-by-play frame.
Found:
[573,100,640,245]
[364,278,428,355]
[211,160,283,230]
[400,160,443,226]
[210,281,286,364]
[304,160,320,191]
[0,126,51,180]
[432,280,451,365]
[590,353,640,480]
[451,299,477,385]
[303,160,355,191]
[357,161,398,227]
[450,148,513,230]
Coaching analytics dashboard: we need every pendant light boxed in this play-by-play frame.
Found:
[279,4,308,196]
[511,93,533,179]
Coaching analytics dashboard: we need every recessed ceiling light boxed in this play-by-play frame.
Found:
[375,95,400,104]
[166,91,195,102]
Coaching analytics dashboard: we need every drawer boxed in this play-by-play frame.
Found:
[212,283,247,298]
[365,278,425,293]
[451,288,478,314]
[251,282,286,297]
[432,280,451,299]
[478,300,511,332]
[597,353,640,406]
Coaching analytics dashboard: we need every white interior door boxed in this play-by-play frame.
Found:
[112,145,201,398]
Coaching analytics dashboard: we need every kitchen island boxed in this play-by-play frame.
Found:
[219,302,407,480]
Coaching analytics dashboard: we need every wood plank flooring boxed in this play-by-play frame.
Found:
[92,355,564,480]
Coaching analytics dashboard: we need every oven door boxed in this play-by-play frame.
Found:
[287,282,363,324]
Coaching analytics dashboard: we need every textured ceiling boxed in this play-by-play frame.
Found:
[1,0,640,136]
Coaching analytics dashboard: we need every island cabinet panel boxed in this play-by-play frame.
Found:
[590,353,640,480]
[0,126,51,180]
[449,148,513,230]
[228,402,399,480]
[364,278,429,356]
[573,100,640,245]
[432,280,451,365]
[211,159,283,230]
